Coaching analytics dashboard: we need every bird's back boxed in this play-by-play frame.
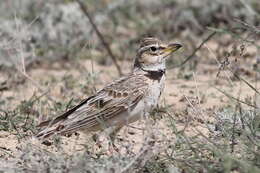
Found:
[36,72,149,138]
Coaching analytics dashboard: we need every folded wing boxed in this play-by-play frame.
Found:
[36,74,147,138]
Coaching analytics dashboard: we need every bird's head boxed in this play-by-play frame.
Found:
[134,37,182,72]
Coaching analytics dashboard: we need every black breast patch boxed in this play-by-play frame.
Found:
[145,69,165,81]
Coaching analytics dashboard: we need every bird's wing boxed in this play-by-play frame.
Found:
[36,74,148,138]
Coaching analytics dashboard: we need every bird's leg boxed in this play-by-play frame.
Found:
[92,133,102,149]
[107,126,122,153]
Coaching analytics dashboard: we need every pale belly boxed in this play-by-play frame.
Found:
[107,75,165,127]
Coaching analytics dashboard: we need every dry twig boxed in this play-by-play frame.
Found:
[76,0,123,76]
[171,31,217,68]
[234,18,260,34]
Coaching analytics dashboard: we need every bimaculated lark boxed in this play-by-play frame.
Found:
[36,37,182,139]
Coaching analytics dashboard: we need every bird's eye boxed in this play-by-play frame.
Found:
[150,46,157,52]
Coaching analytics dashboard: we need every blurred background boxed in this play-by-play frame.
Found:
[0,0,259,68]
[0,0,259,172]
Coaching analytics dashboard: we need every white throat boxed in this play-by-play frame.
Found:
[140,62,166,72]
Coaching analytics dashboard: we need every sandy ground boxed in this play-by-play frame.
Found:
[0,42,259,159]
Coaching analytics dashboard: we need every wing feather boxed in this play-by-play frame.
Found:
[36,74,147,138]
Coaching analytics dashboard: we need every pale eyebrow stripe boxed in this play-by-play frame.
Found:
[138,44,159,54]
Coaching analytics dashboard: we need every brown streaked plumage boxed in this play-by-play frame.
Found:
[36,37,182,138]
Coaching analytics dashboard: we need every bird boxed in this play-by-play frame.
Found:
[36,37,182,139]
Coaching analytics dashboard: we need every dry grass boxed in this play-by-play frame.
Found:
[0,0,260,172]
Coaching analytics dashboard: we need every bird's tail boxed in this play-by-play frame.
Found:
[35,119,65,139]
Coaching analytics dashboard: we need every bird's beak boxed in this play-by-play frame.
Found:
[163,43,182,54]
